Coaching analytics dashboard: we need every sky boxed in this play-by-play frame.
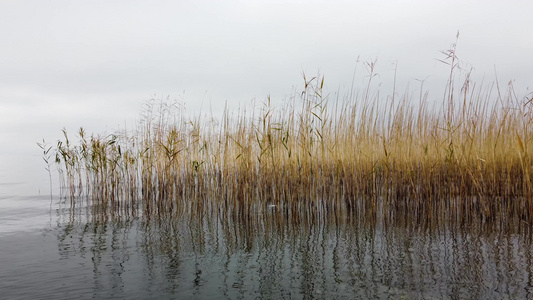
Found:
[1,0,533,195]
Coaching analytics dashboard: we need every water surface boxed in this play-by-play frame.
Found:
[1,189,533,299]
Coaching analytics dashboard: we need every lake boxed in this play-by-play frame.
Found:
[1,182,533,299]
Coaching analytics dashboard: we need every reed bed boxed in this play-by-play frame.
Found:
[44,53,533,224]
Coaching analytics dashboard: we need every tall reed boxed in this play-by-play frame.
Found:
[47,53,533,224]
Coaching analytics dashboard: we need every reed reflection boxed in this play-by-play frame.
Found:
[51,195,533,299]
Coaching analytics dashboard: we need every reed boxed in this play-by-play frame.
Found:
[45,51,533,224]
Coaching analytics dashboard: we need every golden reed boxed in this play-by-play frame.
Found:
[45,51,533,224]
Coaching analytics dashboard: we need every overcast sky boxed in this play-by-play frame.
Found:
[1,0,533,194]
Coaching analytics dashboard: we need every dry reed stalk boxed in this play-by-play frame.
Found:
[46,54,533,224]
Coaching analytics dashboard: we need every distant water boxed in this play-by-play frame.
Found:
[2,186,533,299]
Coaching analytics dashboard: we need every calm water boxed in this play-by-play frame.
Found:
[2,187,533,300]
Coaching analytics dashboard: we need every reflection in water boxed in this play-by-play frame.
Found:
[46,196,533,299]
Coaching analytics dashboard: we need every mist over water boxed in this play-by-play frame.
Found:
[2,1,533,298]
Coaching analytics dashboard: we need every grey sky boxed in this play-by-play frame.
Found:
[2,1,532,101]
[1,0,533,194]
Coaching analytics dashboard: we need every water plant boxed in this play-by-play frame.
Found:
[44,46,533,225]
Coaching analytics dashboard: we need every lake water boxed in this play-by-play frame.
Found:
[2,178,533,300]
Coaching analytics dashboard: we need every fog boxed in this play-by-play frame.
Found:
[1,0,532,195]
